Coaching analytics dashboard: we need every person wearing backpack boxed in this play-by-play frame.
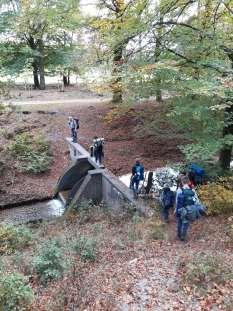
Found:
[130,160,144,197]
[68,116,79,143]
[175,176,206,241]
[93,136,104,165]
[160,186,175,223]
[188,163,205,185]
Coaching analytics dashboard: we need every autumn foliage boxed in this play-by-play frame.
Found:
[198,177,233,216]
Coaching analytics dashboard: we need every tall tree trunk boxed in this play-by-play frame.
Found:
[219,49,233,170]
[68,69,70,85]
[32,61,40,89]
[111,46,123,104]
[63,75,68,87]
[219,103,233,170]
[38,39,45,90]
[27,36,40,89]
[154,17,163,102]
[63,72,70,87]
[155,88,162,102]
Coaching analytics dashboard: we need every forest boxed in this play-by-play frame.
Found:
[0,0,232,310]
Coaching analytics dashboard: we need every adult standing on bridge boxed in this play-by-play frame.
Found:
[93,136,104,165]
[68,116,79,143]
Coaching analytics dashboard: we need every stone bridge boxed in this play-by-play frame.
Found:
[55,138,144,212]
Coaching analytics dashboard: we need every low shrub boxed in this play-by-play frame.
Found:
[0,224,33,255]
[72,236,97,262]
[8,133,53,173]
[0,272,34,311]
[150,221,167,240]
[32,240,66,285]
[198,177,233,215]
[182,253,233,292]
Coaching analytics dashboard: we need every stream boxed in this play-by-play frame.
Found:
[0,199,65,225]
[0,167,178,225]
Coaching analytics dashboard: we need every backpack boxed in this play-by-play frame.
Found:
[74,118,79,129]
[162,189,175,208]
[182,188,195,207]
[189,164,205,184]
[134,165,144,181]
[135,165,141,176]
[180,188,206,222]
[181,203,206,222]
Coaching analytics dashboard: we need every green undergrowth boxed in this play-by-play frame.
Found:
[72,236,97,262]
[0,272,34,311]
[0,201,232,309]
[8,132,53,173]
[0,224,33,255]
[32,239,67,286]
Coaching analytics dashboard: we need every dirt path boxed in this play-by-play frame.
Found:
[5,97,110,107]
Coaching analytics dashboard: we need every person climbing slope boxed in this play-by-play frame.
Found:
[175,176,206,241]
[130,160,144,198]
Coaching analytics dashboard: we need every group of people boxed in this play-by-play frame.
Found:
[68,117,205,241]
[130,160,206,242]
[161,174,205,241]
[68,116,105,166]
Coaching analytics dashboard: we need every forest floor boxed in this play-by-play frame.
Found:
[2,205,233,310]
[0,85,185,206]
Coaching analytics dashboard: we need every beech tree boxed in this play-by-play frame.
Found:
[114,0,233,170]
[91,0,149,103]
[0,0,82,89]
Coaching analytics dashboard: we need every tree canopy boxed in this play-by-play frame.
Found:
[0,0,232,169]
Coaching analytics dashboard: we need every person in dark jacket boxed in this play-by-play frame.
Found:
[160,186,175,223]
[175,176,196,241]
[130,160,144,197]
[93,136,104,165]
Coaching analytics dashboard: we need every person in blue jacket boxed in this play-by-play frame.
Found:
[130,160,144,197]
[175,176,196,241]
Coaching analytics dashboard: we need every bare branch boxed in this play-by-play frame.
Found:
[224,1,233,15]
[152,21,201,32]
[166,46,231,75]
